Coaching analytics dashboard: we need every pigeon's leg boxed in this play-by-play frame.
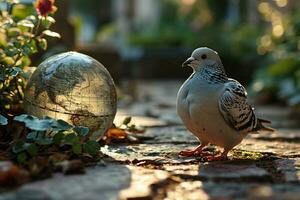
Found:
[206,148,230,161]
[179,142,211,157]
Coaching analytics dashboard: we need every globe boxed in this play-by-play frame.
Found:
[24,51,117,140]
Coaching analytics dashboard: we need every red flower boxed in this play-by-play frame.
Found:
[35,0,57,16]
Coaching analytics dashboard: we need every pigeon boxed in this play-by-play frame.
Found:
[176,47,274,161]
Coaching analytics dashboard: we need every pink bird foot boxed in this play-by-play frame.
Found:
[206,155,228,161]
[179,149,213,157]
[205,149,230,161]
[179,143,211,157]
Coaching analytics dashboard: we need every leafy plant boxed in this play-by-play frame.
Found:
[0,0,60,116]
[105,116,145,142]
[252,1,300,108]
[0,113,8,125]
[11,114,100,163]
[0,1,145,189]
[126,0,263,84]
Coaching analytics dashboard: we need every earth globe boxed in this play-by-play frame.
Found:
[24,51,117,140]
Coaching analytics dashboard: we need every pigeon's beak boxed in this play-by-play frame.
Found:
[182,57,195,67]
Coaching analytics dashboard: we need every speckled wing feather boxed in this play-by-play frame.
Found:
[218,79,258,133]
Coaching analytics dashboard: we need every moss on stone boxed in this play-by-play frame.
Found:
[231,150,267,160]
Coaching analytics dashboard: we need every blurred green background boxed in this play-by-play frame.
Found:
[12,0,300,109]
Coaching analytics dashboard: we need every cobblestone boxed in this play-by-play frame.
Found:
[1,81,300,200]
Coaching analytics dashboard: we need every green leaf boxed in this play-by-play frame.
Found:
[10,67,21,77]
[0,71,5,81]
[20,55,31,66]
[19,71,30,79]
[12,141,29,153]
[1,57,14,66]
[17,19,34,28]
[14,114,54,131]
[53,132,64,144]
[73,126,89,137]
[0,114,8,126]
[38,38,47,50]
[45,16,55,23]
[36,137,53,145]
[26,131,38,140]
[27,39,37,54]
[29,119,53,131]
[127,124,137,132]
[72,144,82,155]
[64,134,79,144]
[7,27,21,37]
[42,30,61,38]
[14,114,36,121]
[26,15,37,23]
[17,152,27,164]
[27,144,38,157]
[41,16,55,29]
[122,117,132,126]
[83,140,100,157]
[51,119,73,132]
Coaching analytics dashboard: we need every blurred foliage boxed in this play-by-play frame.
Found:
[0,0,60,117]
[70,0,102,17]
[252,0,300,108]
[127,0,263,83]
[129,0,258,47]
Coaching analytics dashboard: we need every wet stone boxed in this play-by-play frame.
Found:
[275,158,300,182]
[163,161,271,181]
[163,165,200,177]
[101,144,202,165]
[142,126,198,144]
[197,162,270,180]
[237,138,300,157]
[3,80,300,199]
[0,164,131,200]
[165,181,209,200]
[117,102,181,125]
[0,165,171,200]
[165,182,300,200]
[119,166,170,199]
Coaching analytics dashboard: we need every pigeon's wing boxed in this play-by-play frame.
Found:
[218,79,258,133]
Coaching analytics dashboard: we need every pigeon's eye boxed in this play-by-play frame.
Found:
[201,54,207,59]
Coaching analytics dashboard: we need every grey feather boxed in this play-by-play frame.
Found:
[218,79,258,133]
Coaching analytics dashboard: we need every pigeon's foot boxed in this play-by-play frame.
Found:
[179,149,195,157]
[179,143,210,157]
[179,149,213,157]
[205,148,229,161]
[206,154,228,161]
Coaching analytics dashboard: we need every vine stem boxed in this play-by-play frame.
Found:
[35,17,41,36]
[7,2,15,15]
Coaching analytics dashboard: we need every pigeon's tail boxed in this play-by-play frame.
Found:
[256,118,275,132]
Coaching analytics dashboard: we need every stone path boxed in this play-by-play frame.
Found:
[1,81,300,200]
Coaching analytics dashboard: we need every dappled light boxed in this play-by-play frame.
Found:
[1,0,300,199]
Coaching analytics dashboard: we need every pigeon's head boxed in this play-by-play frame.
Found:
[182,47,222,71]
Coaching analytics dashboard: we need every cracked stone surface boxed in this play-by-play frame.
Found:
[101,143,202,164]
[275,158,300,182]
[1,81,300,200]
[165,182,300,200]
[237,138,300,157]
[0,165,171,200]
